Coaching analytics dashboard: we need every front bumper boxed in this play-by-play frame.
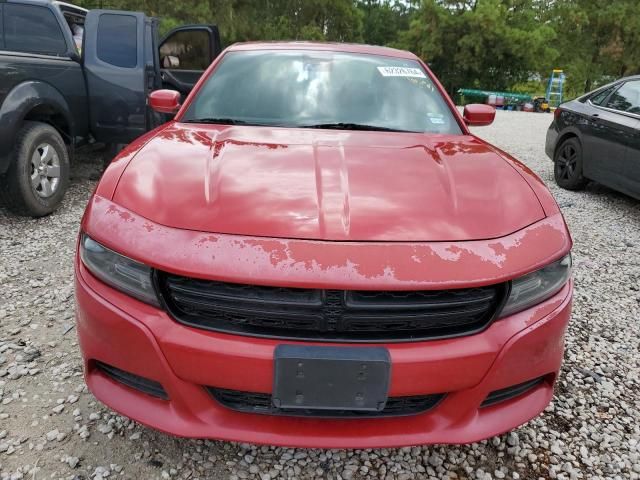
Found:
[75,197,573,448]
[76,264,571,448]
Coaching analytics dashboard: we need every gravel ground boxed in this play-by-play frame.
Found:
[0,111,639,480]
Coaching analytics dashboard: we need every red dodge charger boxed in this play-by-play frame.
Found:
[75,42,573,448]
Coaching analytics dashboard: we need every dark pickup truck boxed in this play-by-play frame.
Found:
[0,0,221,216]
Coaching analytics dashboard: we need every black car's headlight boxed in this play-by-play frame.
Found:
[79,234,160,307]
[499,254,572,317]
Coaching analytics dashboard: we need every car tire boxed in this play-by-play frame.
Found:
[554,137,588,191]
[0,121,70,217]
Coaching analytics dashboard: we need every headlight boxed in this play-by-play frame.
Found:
[499,254,571,317]
[79,234,160,307]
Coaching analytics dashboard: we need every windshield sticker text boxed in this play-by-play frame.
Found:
[377,66,427,78]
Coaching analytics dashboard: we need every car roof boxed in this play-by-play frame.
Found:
[55,1,88,13]
[6,0,56,5]
[598,74,640,88]
[226,41,420,60]
[7,0,88,12]
[583,74,640,96]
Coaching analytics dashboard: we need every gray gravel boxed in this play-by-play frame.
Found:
[0,111,639,479]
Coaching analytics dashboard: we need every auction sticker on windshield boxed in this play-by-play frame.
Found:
[377,66,426,78]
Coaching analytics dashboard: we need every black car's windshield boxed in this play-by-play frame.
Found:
[181,50,462,134]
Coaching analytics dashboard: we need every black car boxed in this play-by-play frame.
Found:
[545,75,640,199]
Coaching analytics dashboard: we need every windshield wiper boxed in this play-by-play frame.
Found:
[299,122,410,132]
[182,118,250,125]
[182,119,413,132]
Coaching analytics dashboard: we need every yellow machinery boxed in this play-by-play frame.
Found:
[532,96,551,113]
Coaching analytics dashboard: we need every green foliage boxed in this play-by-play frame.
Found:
[74,0,640,97]
[397,0,559,93]
[359,1,412,46]
[546,0,640,98]
[75,0,364,41]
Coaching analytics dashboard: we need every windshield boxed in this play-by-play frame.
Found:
[181,50,462,134]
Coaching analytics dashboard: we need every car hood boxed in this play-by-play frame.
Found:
[112,124,545,242]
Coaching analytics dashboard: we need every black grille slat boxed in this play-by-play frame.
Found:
[346,289,497,310]
[177,309,323,332]
[341,311,487,332]
[208,387,444,418]
[170,292,324,320]
[167,278,323,307]
[157,272,507,342]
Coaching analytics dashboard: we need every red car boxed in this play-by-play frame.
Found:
[75,42,573,448]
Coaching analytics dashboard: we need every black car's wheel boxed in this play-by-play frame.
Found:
[554,137,588,191]
[0,121,70,217]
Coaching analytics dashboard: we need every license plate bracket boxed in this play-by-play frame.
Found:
[273,345,391,411]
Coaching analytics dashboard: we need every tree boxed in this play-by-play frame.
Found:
[72,0,639,98]
[397,0,558,94]
[359,0,413,46]
[550,0,640,96]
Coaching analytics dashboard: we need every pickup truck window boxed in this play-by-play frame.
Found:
[97,14,137,68]
[3,4,67,56]
[160,30,211,70]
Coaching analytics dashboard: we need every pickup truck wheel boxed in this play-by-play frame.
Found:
[0,121,69,217]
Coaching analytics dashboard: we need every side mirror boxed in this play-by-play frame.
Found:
[148,89,181,114]
[463,104,496,127]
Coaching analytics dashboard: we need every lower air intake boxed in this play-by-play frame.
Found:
[207,387,444,418]
[94,361,168,400]
[481,376,546,407]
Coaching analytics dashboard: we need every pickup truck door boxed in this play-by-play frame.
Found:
[83,10,157,144]
[159,25,222,96]
[83,11,219,144]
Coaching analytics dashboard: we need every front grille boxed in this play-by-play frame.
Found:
[207,387,444,418]
[94,361,168,400]
[156,273,507,342]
